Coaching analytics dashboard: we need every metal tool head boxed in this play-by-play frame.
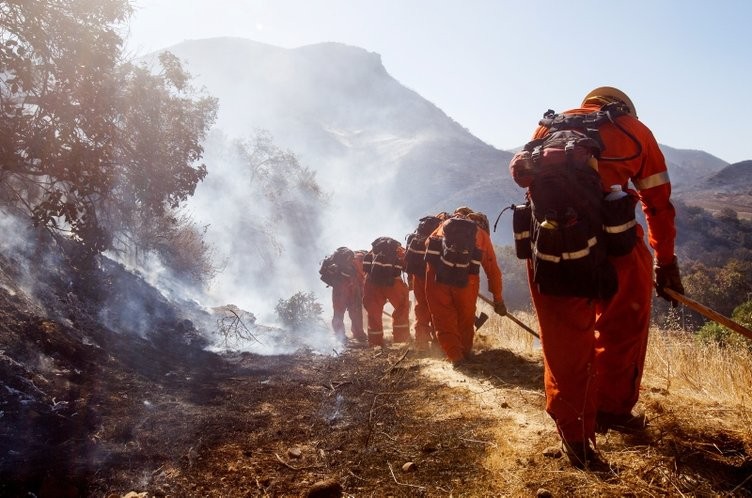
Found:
[475,312,489,329]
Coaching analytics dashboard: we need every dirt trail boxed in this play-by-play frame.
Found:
[2,293,752,496]
[87,322,752,496]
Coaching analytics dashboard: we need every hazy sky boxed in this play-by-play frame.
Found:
[126,0,752,164]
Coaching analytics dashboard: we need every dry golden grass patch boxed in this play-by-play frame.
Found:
[644,328,752,428]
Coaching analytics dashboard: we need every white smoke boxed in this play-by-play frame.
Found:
[100,39,466,352]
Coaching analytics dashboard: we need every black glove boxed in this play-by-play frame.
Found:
[655,256,684,307]
[494,300,507,316]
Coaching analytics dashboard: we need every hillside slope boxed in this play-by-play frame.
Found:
[674,160,752,219]
[153,38,522,238]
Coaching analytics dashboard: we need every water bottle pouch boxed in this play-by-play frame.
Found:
[512,204,533,259]
[532,218,617,299]
[602,194,637,256]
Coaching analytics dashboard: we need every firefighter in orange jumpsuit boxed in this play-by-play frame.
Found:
[410,252,434,352]
[362,239,410,347]
[331,249,367,343]
[405,213,448,352]
[514,87,684,467]
[425,208,505,365]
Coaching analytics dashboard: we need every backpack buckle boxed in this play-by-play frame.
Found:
[531,145,543,163]
[564,139,576,154]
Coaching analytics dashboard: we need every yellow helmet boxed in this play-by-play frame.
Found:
[467,211,490,234]
[582,86,637,117]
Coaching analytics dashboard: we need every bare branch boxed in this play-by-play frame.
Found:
[214,306,261,345]
[387,461,425,490]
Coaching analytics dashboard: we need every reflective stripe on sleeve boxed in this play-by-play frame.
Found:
[634,171,670,190]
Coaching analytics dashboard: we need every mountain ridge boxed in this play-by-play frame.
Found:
[156,37,518,245]
[151,37,741,241]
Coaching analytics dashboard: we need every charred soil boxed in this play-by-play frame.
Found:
[1,252,751,497]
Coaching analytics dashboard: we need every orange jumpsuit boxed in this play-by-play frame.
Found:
[362,246,410,346]
[331,252,366,342]
[425,220,503,362]
[526,103,676,445]
[411,273,433,347]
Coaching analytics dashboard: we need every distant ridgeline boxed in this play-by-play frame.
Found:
[161,38,744,248]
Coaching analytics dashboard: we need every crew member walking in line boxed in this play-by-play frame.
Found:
[509,86,684,468]
[362,237,410,347]
[320,247,367,344]
[425,207,505,366]
[404,213,447,352]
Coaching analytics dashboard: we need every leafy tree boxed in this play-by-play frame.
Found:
[0,1,217,272]
[1,0,129,252]
[235,130,328,260]
[103,54,217,277]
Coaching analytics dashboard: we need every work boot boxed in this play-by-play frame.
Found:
[595,410,647,435]
[450,356,468,369]
[451,353,479,371]
[561,439,603,470]
[367,329,385,347]
[352,332,368,344]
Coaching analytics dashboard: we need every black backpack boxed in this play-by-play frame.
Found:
[363,237,403,287]
[509,103,638,299]
[404,215,442,276]
[426,217,481,288]
[319,247,355,287]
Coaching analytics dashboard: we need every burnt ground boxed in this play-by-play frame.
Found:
[1,250,751,497]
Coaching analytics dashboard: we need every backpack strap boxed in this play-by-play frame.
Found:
[539,103,642,162]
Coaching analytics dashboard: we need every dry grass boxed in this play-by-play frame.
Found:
[644,327,752,448]
[479,300,752,418]
[473,302,539,355]
[645,328,752,406]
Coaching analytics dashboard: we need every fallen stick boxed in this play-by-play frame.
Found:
[324,381,351,396]
[663,288,752,341]
[274,453,318,471]
[274,453,300,470]
[387,461,425,490]
[383,347,410,374]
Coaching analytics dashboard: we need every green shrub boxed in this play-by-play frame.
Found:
[697,300,752,351]
[275,291,324,331]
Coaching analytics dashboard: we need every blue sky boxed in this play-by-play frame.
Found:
[127,0,752,164]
